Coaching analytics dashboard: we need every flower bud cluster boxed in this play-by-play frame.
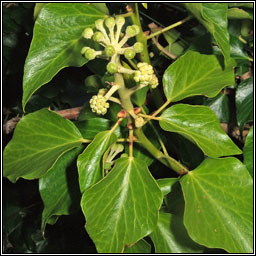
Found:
[90,93,109,115]
[80,16,143,71]
[134,63,159,88]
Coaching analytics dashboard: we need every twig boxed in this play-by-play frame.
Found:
[151,37,177,60]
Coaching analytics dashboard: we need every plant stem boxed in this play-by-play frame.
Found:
[134,128,188,175]
[139,113,160,120]
[152,100,171,117]
[129,129,134,157]
[129,3,164,107]
[151,37,177,59]
[146,16,192,40]
[142,107,169,156]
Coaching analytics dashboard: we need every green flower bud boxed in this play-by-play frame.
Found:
[133,42,144,53]
[135,116,145,128]
[124,49,136,60]
[95,19,104,31]
[132,25,140,35]
[107,62,118,74]
[115,16,125,27]
[85,48,96,60]
[93,31,104,42]
[82,27,94,39]
[81,46,90,55]
[89,95,109,115]
[125,25,137,37]
[105,17,115,30]
[105,45,115,56]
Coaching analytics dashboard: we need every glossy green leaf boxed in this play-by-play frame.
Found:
[22,3,107,110]
[39,146,83,232]
[33,3,48,19]
[123,239,151,253]
[213,35,249,60]
[228,3,253,9]
[74,118,120,140]
[77,130,117,193]
[227,8,253,20]
[184,3,230,60]
[156,178,179,196]
[204,93,229,123]
[91,3,109,15]
[159,104,242,157]
[180,157,253,253]
[236,78,253,130]
[3,109,83,182]
[163,51,235,102]
[166,133,204,170]
[243,126,253,177]
[81,157,163,253]
[150,212,203,253]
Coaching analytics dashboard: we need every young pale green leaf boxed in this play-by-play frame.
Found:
[160,104,242,158]
[235,78,253,131]
[39,146,83,232]
[243,126,253,177]
[77,130,117,193]
[184,3,230,60]
[123,239,151,253]
[150,212,203,253]
[3,109,83,183]
[156,178,179,196]
[163,51,235,102]
[22,3,107,110]
[180,157,253,253]
[81,157,163,253]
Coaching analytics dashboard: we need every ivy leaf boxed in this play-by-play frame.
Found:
[180,157,253,253]
[74,118,121,140]
[243,126,253,177]
[204,93,230,123]
[235,78,253,131]
[33,3,48,19]
[184,3,230,60]
[3,109,83,183]
[150,212,203,253]
[123,239,151,253]
[227,8,253,20]
[159,104,242,157]
[163,51,235,102]
[77,130,117,193]
[39,146,83,232]
[22,3,107,110]
[156,178,179,196]
[81,157,163,253]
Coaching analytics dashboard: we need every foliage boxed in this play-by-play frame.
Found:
[3,2,253,253]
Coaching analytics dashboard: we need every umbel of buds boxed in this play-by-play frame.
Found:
[81,16,143,71]
[89,83,120,115]
[134,62,159,88]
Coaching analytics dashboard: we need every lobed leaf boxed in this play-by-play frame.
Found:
[150,212,203,253]
[180,157,253,253]
[39,146,83,232]
[243,126,253,177]
[235,78,253,131]
[22,3,107,110]
[81,157,163,253]
[159,104,242,157]
[77,130,117,193]
[123,239,151,253]
[163,51,235,102]
[3,109,83,182]
[184,3,230,60]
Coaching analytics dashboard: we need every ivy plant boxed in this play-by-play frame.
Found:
[3,3,253,253]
